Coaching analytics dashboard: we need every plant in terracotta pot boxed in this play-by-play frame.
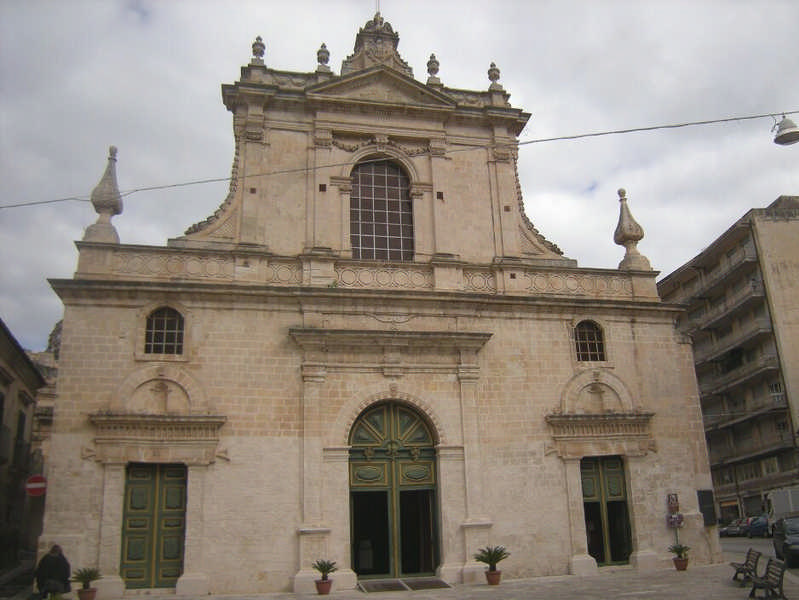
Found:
[311,559,338,595]
[473,545,510,585]
[667,543,690,571]
[71,567,102,600]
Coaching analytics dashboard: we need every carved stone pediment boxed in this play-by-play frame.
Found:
[545,412,656,459]
[87,412,227,465]
[307,67,456,110]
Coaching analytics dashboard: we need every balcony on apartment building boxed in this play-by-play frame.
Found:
[693,317,773,365]
[686,279,765,333]
[709,433,795,467]
[690,245,758,300]
[698,354,780,398]
[703,393,787,433]
[714,468,799,499]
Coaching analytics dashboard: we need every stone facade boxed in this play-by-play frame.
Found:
[658,197,799,521]
[41,14,720,597]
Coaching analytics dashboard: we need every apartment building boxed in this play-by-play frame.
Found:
[0,318,45,570]
[658,196,799,522]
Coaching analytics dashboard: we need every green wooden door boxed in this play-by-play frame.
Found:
[120,464,187,588]
[581,456,632,565]
[349,403,438,578]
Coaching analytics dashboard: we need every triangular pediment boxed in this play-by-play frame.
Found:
[307,67,455,109]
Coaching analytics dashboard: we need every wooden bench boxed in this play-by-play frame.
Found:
[731,548,762,586]
[748,557,787,599]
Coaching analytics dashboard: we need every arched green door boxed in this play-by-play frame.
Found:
[349,403,439,578]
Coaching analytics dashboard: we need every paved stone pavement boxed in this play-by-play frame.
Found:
[13,562,797,600]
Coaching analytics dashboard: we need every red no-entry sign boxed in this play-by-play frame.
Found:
[26,474,47,497]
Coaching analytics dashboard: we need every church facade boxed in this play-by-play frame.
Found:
[41,15,720,596]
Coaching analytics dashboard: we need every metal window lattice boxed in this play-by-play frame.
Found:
[145,308,184,354]
[350,161,414,261]
[575,321,605,361]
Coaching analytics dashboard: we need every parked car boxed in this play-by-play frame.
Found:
[720,518,745,537]
[747,516,769,538]
[772,515,799,566]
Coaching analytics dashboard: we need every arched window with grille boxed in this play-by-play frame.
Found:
[145,307,184,355]
[575,320,606,361]
[350,160,414,261]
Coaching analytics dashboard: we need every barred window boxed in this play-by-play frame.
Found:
[145,307,184,354]
[575,320,605,361]
[350,160,414,261]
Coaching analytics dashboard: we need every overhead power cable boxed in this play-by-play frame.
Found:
[2,109,797,211]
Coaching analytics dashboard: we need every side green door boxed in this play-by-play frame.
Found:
[120,463,187,588]
[581,456,632,565]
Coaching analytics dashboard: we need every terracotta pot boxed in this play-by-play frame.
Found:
[485,570,502,585]
[77,588,98,600]
[672,557,688,571]
[315,579,333,595]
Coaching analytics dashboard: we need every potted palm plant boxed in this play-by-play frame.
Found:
[473,545,510,585]
[667,543,690,571]
[71,567,102,600]
[311,559,338,595]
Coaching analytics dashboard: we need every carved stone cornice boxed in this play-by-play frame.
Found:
[545,412,656,459]
[289,328,491,381]
[87,412,227,465]
[289,328,491,353]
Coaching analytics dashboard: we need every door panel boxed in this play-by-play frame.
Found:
[121,464,187,588]
[581,456,631,566]
[349,403,438,578]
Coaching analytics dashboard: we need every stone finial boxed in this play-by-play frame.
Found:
[317,43,331,73]
[83,146,123,244]
[251,36,265,65]
[614,188,651,271]
[488,62,503,90]
[426,53,442,86]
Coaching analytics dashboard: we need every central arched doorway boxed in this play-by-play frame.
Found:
[349,402,439,579]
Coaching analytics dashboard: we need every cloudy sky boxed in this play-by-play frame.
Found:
[1,0,798,351]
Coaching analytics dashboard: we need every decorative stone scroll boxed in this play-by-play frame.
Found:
[111,249,236,280]
[88,413,227,465]
[335,264,434,289]
[463,268,497,292]
[523,271,633,298]
[331,135,429,156]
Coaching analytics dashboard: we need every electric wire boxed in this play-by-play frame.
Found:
[2,109,798,211]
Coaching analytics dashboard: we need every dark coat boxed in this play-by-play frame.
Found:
[35,553,71,594]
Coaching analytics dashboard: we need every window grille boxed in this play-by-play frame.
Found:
[145,307,184,354]
[575,320,606,361]
[350,161,413,261]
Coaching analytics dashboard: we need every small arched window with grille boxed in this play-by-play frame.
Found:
[145,307,184,355]
[575,320,605,361]
[350,160,414,261]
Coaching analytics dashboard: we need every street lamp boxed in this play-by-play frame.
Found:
[773,115,799,145]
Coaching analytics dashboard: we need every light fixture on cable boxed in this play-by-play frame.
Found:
[773,114,799,145]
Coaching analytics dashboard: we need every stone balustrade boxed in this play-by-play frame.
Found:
[75,242,658,301]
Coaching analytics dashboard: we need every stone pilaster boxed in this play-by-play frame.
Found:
[564,458,597,575]
[330,176,353,259]
[435,445,467,583]
[457,353,492,582]
[176,465,209,595]
[293,365,331,592]
[95,464,125,599]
